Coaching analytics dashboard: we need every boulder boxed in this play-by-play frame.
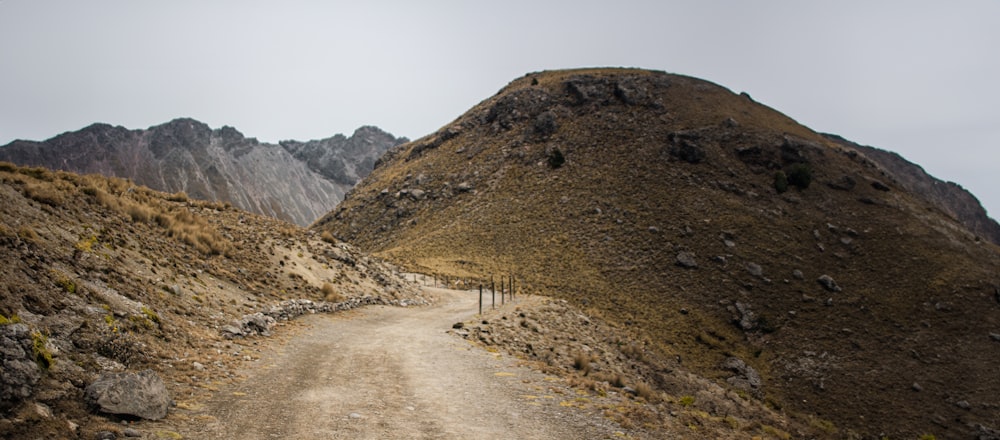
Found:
[675,252,698,269]
[722,357,762,397]
[0,324,41,408]
[817,275,842,292]
[85,370,171,420]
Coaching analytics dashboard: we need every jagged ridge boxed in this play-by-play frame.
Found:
[0,119,407,226]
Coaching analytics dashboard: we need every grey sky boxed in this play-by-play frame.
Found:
[1,1,997,218]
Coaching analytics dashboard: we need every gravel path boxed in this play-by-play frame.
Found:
[170,287,622,439]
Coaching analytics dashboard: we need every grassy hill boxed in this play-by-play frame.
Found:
[317,68,1000,438]
[0,162,418,439]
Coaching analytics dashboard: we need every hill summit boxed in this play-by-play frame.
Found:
[317,68,1000,438]
[0,119,407,226]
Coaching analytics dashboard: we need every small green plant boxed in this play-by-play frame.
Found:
[31,331,54,369]
[75,234,99,252]
[0,313,22,325]
[678,395,695,407]
[52,270,76,294]
[141,306,161,324]
[773,170,788,193]
[919,435,936,440]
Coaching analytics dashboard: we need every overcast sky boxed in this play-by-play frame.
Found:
[1,1,997,218]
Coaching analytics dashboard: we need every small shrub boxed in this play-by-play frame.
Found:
[18,226,40,244]
[23,183,64,206]
[166,191,188,202]
[75,234,99,252]
[634,382,656,401]
[0,161,15,173]
[126,203,152,223]
[18,166,52,181]
[572,352,591,376]
[31,331,54,369]
[773,171,788,193]
[53,272,76,294]
[0,313,22,325]
[919,435,937,440]
[547,148,566,169]
[320,230,337,244]
[321,283,344,302]
[678,395,695,407]
[787,163,813,190]
[141,306,161,324]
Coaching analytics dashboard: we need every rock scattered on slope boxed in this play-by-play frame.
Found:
[817,274,842,292]
[85,370,171,420]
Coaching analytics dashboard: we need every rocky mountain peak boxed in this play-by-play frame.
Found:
[316,67,1000,438]
[0,119,405,226]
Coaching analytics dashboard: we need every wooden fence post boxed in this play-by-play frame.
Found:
[479,284,483,316]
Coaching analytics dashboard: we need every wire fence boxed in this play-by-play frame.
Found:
[407,272,518,315]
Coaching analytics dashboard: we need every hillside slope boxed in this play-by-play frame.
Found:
[0,120,406,226]
[822,133,1000,245]
[0,162,419,439]
[317,68,1000,438]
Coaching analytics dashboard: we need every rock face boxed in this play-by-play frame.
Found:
[0,120,406,226]
[0,324,41,409]
[822,133,1000,245]
[85,370,171,420]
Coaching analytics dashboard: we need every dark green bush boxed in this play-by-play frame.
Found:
[787,164,812,190]
[773,171,788,193]
[547,148,566,169]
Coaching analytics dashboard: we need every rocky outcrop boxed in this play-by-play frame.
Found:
[822,133,1000,245]
[0,324,41,409]
[280,126,407,186]
[85,370,171,420]
[0,119,405,226]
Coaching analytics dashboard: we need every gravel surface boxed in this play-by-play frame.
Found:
[162,287,623,439]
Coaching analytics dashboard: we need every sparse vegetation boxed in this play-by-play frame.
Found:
[17,225,40,244]
[0,313,22,325]
[23,182,64,206]
[678,395,695,407]
[31,331,54,369]
[52,270,77,294]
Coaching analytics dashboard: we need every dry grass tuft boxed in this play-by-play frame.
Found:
[321,282,344,302]
[571,351,592,376]
[22,182,64,206]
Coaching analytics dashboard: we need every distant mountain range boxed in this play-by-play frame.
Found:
[0,119,407,226]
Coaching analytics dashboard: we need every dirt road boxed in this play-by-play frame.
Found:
[171,287,621,439]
